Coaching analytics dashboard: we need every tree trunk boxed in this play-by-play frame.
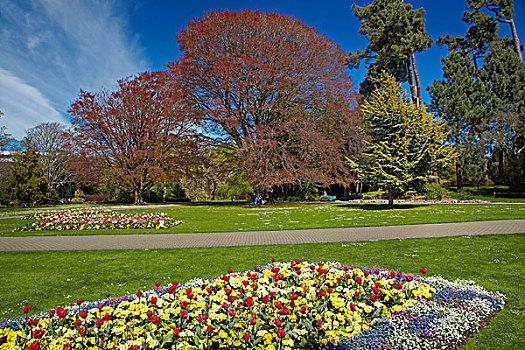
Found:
[388,192,394,209]
[498,148,504,185]
[406,57,419,106]
[456,159,463,190]
[508,18,523,62]
[411,51,422,107]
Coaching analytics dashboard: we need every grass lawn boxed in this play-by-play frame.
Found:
[0,202,524,237]
[0,233,524,349]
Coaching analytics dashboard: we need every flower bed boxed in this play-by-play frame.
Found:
[12,208,182,232]
[0,260,504,350]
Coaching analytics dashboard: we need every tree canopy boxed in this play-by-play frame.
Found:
[348,0,433,105]
[172,9,362,190]
[349,74,455,208]
[69,70,202,204]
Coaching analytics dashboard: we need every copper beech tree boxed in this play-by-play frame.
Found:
[171,10,362,190]
[68,70,201,204]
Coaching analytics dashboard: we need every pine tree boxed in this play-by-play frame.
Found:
[349,74,455,208]
[7,141,53,206]
[348,0,433,105]
[428,51,490,188]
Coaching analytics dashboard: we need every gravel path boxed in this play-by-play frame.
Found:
[0,219,523,251]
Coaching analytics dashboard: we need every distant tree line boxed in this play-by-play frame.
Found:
[0,0,522,207]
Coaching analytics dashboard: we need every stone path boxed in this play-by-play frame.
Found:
[0,220,523,251]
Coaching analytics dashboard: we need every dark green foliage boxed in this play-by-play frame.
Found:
[6,142,54,206]
[348,0,432,104]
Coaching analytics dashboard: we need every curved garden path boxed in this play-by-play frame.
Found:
[0,219,523,251]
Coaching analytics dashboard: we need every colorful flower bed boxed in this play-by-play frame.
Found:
[12,208,182,232]
[0,260,504,350]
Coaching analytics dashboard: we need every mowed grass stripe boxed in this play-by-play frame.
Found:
[1,203,524,237]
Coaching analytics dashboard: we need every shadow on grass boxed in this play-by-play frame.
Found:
[337,203,431,210]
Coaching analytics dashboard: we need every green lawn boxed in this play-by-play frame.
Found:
[0,202,524,237]
[0,233,523,349]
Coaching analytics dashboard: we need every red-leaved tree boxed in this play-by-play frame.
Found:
[171,9,362,190]
[68,70,201,204]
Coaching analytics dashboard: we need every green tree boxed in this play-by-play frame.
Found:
[0,110,13,151]
[428,51,490,188]
[349,74,455,208]
[466,0,522,62]
[348,0,433,105]
[7,140,53,206]
[480,44,525,189]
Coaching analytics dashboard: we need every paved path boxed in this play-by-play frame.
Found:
[0,220,523,251]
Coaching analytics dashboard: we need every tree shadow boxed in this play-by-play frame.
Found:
[337,203,431,210]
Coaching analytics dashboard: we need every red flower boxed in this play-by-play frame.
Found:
[375,282,381,288]
[76,299,82,306]
[254,265,260,272]
[250,274,258,280]
[262,296,270,303]
[151,315,160,325]
[56,307,67,319]
[229,308,236,317]
[172,280,179,287]
[290,293,299,300]
[364,270,370,277]
[48,309,55,317]
[271,258,276,262]
[355,277,362,284]
[278,307,291,315]
[300,306,307,313]
[405,275,414,282]
[32,329,45,339]
[274,301,283,308]
[242,280,249,286]
[206,325,214,334]
[350,303,356,311]
[146,310,153,318]
[180,311,188,318]
[225,288,232,296]
[155,281,161,288]
[327,288,333,293]
[227,268,233,273]
[187,292,194,299]
[22,305,32,314]
[228,295,236,302]
[180,301,188,309]
[104,313,111,321]
[167,286,175,294]
[276,328,286,338]
[295,258,301,264]
[395,283,403,290]
[252,284,259,291]
[80,311,88,319]
[129,346,139,350]
[78,328,86,336]
[269,291,276,298]
[373,287,380,294]
[97,304,103,310]
[222,302,229,310]
[245,297,254,307]
[95,319,104,327]
[243,333,250,341]
[136,290,143,297]
[74,320,82,327]
[26,341,40,350]
[63,343,72,350]
[32,319,39,325]
[275,319,282,327]
[151,296,157,304]
[318,290,327,297]
[206,287,212,294]
[420,268,428,274]
[173,327,180,337]
[318,261,324,267]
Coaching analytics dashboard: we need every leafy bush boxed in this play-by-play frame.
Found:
[361,191,387,200]
[424,183,449,200]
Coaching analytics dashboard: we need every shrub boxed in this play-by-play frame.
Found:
[424,183,449,200]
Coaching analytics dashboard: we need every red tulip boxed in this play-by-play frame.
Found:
[76,299,82,306]
[136,290,143,297]
[173,327,180,337]
[74,320,81,327]
[80,311,87,319]
[22,305,32,314]
[155,281,161,288]
[151,296,157,304]
[243,333,250,341]
[420,268,428,274]
[78,328,86,336]
[48,309,55,317]
[350,303,356,311]
[95,319,104,327]
[271,258,276,262]
[227,268,233,273]
[151,315,160,325]
[275,319,282,327]
[32,329,45,339]
[276,328,286,338]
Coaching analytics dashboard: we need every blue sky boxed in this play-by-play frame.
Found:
[1,0,524,140]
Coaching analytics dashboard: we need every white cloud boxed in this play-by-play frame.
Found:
[0,0,148,140]
[0,68,69,139]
